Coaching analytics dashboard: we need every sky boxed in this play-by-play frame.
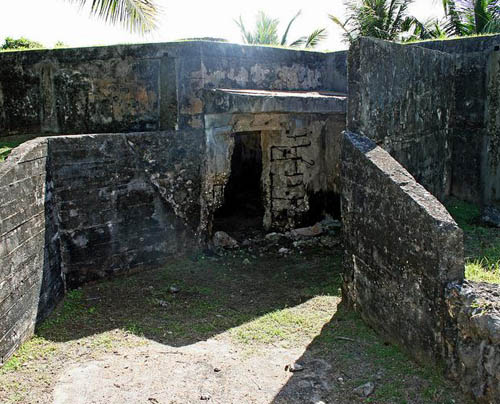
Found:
[0,0,445,51]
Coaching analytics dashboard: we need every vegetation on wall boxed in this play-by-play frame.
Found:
[235,10,327,49]
[1,37,45,50]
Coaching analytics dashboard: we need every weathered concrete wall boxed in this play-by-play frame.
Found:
[0,42,346,137]
[201,88,346,232]
[49,131,204,287]
[202,111,345,232]
[446,281,500,402]
[0,139,63,365]
[341,131,464,362]
[347,38,456,200]
[342,131,500,402]
[0,130,205,363]
[449,53,487,204]
[484,49,500,208]
[348,36,500,206]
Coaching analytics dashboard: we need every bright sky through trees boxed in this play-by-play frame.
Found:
[0,0,443,50]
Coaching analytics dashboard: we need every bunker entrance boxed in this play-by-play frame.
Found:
[214,131,264,238]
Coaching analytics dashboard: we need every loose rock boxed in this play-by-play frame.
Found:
[265,232,283,242]
[481,206,500,227]
[213,231,239,249]
[353,382,375,397]
[285,362,304,372]
[291,223,323,238]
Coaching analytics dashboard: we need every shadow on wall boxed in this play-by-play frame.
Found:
[0,138,63,364]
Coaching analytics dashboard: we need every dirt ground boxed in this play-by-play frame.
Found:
[0,241,471,404]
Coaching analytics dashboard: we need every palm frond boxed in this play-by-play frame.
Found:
[281,10,302,46]
[66,0,158,34]
[302,28,328,48]
[234,16,254,44]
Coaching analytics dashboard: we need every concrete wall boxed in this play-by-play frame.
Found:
[347,38,456,200]
[49,131,204,287]
[348,36,500,206]
[202,89,346,232]
[342,132,500,402]
[414,34,500,54]
[202,112,345,232]
[0,130,206,362]
[341,131,464,362]
[0,139,63,364]
[0,42,347,138]
[446,281,500,401]
[484,49,500,207]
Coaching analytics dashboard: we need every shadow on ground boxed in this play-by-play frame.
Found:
[2,245,473,404]
[36,247,343,347]
[271,301,472,404]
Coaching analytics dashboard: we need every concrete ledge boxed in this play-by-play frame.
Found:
[203,88,347,115]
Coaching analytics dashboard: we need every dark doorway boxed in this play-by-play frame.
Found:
[214,131,264,239]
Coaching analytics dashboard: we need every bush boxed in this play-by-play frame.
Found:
[1,37,45,50]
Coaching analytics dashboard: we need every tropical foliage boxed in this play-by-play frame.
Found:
[441,0,500,36]
[66,0,159,34]
[329,0,420,43]
[235,10,327,48]
[1,37,45,50]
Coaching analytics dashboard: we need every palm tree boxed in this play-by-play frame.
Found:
[235,10,327,49]
[442,0,500,36]
[329,0,420,43]
[66,0,159,34]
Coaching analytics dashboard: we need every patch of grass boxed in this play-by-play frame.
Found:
[465,260,500,284]
[0,337,57,374]
[231,296,337,346]
[312,307,462,404]
[446,198,500,283]
[445,198,480,231]
[0,136,31,162]
[37,289,85,333]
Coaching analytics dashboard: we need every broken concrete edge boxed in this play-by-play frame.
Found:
[445,280,500,401]
[342,131,499,402]
[0,40,344,62]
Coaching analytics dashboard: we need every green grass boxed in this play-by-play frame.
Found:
[465,260,500,284]
[313,307,462,404]
[0,337,57,374]
[446,197,500,283]
[231,296,337,346]
[0,247,470,404]
[445,198,481,231]
[0,136,31,162]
